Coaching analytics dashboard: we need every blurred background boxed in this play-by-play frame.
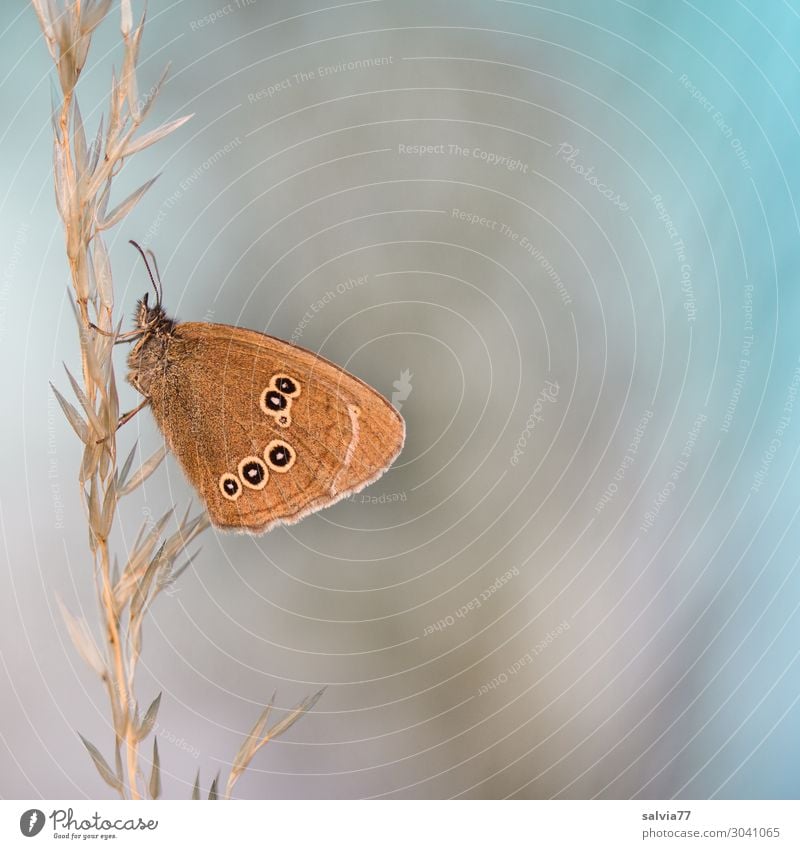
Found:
[2,0,800,799]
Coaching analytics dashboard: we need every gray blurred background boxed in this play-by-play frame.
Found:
[2,0,800,799]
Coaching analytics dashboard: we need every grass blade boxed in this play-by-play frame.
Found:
[119,444,167,496]
[122,114,193,158]
[130,542,164,622]
[78,733,124,793]
[149,738,161,799]
[165,546,202,588]
[260,687,326,745]
[72,97,88,183]
[50,383,89,444]
[225,688,325,798]
[57,598,105,678]
[116,440,138,489]
[229,694,275,782]
[137,692,161,741]
[98,477,117,539]
[81,0,113,35]
[63,364,105,436]
[87,114,104,175]
[139,62,170,124]
[91,235,113,312]
[120,0,132,35]
[98,175,159,231]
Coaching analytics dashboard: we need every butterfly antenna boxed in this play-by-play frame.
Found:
[129,239,162,307]
[145,248,164,305]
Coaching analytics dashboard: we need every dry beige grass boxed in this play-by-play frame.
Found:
[35,0,323,800]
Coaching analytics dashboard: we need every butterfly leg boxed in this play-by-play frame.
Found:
[117,398,150,429]
[88,322,144,344]
[93,398,150,444]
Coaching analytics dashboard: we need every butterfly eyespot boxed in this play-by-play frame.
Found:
[276,413,291,428]
[260,388,288,414]
[237,456,269,490]
[264,439,296,472]
[270,374,301,397]
[219,473,242,501]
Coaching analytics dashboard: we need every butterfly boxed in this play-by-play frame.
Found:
[122,243,405,533]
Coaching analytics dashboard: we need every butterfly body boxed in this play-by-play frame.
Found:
[127,296,404,533]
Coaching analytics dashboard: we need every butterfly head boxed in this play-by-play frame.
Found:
[127,243,177,394]
[128,289,176,390]
[128,240,176,339]
[133,291,173,334]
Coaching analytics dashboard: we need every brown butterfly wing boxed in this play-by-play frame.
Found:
[142,321,404,533]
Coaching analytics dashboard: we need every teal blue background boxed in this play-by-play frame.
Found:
[2,0,800,799]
